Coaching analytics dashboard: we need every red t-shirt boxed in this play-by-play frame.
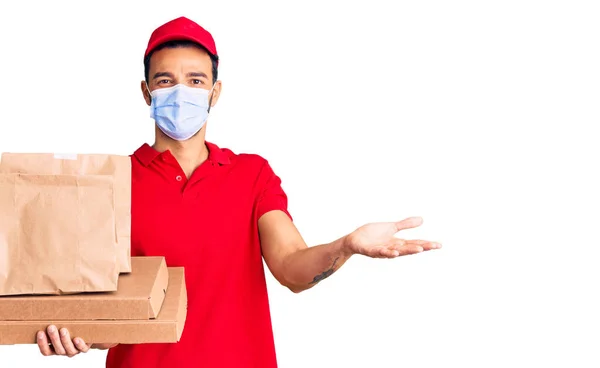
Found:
[106,142,291,368]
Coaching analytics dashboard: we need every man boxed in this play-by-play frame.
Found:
[36,16,441,367]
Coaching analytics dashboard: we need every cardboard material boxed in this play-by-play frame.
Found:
[0,267,187,345]
[0,172,119,296]
[0,152,132,273]
[0,257,168,321]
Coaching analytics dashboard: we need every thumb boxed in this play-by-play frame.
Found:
[394,216,423,232]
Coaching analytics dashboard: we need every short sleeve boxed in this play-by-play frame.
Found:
[255,160,293,221]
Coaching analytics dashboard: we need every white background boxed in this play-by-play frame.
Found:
[1,1,599,367]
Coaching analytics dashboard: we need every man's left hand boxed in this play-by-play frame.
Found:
[344,216,441,258]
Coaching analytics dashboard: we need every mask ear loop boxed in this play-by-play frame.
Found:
[207,83,217,113]
[145,82,153,104]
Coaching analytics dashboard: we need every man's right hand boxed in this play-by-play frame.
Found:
[37,325,117,357]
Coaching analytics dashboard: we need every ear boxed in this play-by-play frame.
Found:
[209,80,222,108]
[141,81,151,106]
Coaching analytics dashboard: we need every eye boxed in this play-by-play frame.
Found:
[157,79,171,85]
[191,79,203,85]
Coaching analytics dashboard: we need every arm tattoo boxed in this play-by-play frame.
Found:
[309,257,339,285]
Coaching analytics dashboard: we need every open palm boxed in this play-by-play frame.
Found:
[346,216,441,258]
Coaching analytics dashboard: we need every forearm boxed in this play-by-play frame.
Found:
[281,235,353,293]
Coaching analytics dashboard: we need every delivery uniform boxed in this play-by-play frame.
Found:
[106,142,291,367]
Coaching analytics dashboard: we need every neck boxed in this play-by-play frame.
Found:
[152,128,209,178]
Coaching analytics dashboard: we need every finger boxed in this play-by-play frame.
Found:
[378,247,400,258]
[404,239,442,250]
[73,337,90,353]
[394,217,423,232]
[390,239,441,251]
[362,246,395,258]
[392,244,424,256]
[59,328,80,357]
[37,330,55,356]
[47,325,66,355]
[402,244,424,255]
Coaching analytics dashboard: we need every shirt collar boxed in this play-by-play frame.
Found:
[133,141,231,167]
[205,141,231,165]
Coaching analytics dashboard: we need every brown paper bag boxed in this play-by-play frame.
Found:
[0,153,131,273]
[0,173,119,296]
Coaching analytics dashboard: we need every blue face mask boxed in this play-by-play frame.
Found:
[148,83,215,141]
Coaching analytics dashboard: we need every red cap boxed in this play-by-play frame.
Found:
[144,16,218,61]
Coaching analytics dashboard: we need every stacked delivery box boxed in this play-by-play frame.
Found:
[0,152,187,345]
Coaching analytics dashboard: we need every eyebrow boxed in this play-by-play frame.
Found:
[187,72,208,79]
[152,72,174,79]
[152,71,208,79]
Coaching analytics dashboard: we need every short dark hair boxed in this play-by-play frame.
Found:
[144,40,219,85]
